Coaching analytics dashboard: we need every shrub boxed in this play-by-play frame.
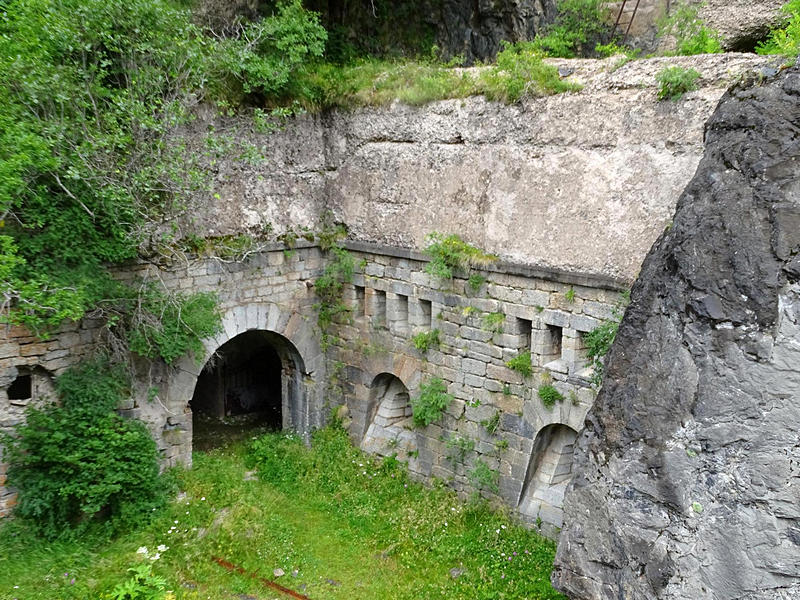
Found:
[314,245,355,331]
[506,351,533,377]
[411,378,452,427]
[531,0,612,58]
[656,66,701,101]
[111,564,168,600]
[1,358,165,539]
[411,329,440,353]
[476,42,581,102]
[584,319,620,386]
[423,232,498,280]
[658,2,722,55]
[538,384,565,408]
[757,0,800,56]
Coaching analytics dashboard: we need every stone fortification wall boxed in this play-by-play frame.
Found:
[330,241,625,535]
[195,53,773,282]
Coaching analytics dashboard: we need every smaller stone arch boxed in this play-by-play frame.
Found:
[518,423,578,536]
[361,373,416,460]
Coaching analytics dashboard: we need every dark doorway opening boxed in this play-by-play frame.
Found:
[190,330,287,450]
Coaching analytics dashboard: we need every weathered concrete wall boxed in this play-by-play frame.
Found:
[193,53,774,281]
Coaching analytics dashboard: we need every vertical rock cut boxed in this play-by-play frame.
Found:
[553,67,800,599]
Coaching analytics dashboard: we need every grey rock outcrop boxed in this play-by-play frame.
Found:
[552,67,800,599]
[438,0,555,63]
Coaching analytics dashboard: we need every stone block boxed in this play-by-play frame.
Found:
[462,357,487,376]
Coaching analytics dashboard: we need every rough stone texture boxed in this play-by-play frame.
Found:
[553,67,800,598]
[693,0,785,52]
[190,53,776,282]
[438,0,556,63]
[604,0,785,54]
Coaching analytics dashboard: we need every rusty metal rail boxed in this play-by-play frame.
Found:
[612,0,643,42]
[213,556,314,600]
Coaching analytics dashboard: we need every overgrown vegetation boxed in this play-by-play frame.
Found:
[313,222,355,336]
[757,0,800,56]
[506,350,533,377]
[538,384,565,408]
[481,410,502,435]
[0,358,166,540]
[658,2,722,55]
[0,426,567,599]
[531,0,612,58]
[411,328,441,353]
[411,377,452,427]
[583,295,628,386]
[445,434,475,464]
[656,66,701,100]
[423,232,498,281]
[482,312,505,334]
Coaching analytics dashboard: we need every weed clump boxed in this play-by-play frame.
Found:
[411,378,453,427]
[656,66,700,100]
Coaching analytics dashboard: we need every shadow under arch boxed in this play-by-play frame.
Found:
[360,372,417,460]
[518,423,579,534]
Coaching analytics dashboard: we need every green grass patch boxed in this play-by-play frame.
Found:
[0,426,565,599]
[656,66,701,101]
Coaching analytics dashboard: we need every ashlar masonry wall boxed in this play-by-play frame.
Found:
[331,242,626,536]
[0,241,623,535]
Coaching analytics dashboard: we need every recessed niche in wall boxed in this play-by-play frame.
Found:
[372,289,387,328]
[353,284,366,318]
[419,298,433,329]
[7,372,32,401]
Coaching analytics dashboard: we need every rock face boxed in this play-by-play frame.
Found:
[553,67,800,599]
[438,0,555,63]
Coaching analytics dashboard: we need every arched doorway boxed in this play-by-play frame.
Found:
[190,330,306,450]
[518,424,578,534]
[361,373,416,459]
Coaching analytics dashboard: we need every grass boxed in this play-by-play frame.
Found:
[0,426,565,600]
[289,42,582,110]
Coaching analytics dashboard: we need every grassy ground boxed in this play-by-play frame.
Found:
[0,426,566,600]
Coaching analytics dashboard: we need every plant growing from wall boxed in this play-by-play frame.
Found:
[564,288,576,303]
[656,66,701,101]
[658,2,722,55]
[423,232,498,281]
[584,300,627,386]
[467,274,486,292]
[410,378,452,427]
[445,435,475,464]
[481,410,502,435]
[0,357,166,539]
[506,351,533,377]
[469,459,500,494]
[411,329,440,353]
[482,312,505,334]
[538,384,565,408]
[314,245,356,332]
[757,0,800,57]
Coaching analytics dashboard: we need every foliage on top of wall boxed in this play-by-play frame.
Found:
[658,2,722,55]
[757,0,800,57]
[411,377,452,427]
[423,233,498,281]
[0,357,167,539]
[0,0,324,362]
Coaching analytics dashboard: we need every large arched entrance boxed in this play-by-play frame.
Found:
[190,330,306,450]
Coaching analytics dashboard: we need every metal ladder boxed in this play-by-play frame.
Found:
[611,0,643,43]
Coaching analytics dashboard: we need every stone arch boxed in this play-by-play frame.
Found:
[164,303,323,457]
[518,423,579,535]
[361,373,416,460]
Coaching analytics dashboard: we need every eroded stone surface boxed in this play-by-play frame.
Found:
[188,53,776,282]
[553,67,800,599]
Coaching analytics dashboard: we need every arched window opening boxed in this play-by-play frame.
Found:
[361,373,416,459]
